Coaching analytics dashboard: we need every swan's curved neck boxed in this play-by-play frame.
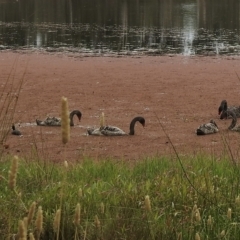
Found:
[219,100,228,115]
[69,112,75,126]
[129,117,144,135]
[223,101,228,111]
[69,110,81,126]
[228,110,237,129]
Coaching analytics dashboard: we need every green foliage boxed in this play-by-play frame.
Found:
[1,154,240,239]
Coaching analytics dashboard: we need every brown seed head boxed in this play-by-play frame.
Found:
[144,195,151,212]
[17,220,27,240]
[8,155,19,190]
[35,206,43,234]
[94,215,101,228]
[53,209,61,233]
[61,97,70,144]
[74,203,81,226]
[27,201,36,227]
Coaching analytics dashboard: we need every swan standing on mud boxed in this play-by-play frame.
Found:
[87,116,145,136]
[36,110,82,126]
[196,120,219,135]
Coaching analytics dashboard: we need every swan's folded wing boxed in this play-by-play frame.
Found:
[44,117,61,126]
[87,128,103,136]
[101,126,127,136]
[196,122,218,135]
[231,106,240,118]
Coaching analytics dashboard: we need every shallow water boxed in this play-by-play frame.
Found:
[0,0,240,56]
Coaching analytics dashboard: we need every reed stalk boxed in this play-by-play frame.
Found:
[0,56,27,158]
[61,97,70,145]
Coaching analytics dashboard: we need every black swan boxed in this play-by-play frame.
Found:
[218,100,240,119]
[36,110,82,126]
[87,116,145,136]
[196,120,218,135]
[11,124,22,136]
[222,109,240,131]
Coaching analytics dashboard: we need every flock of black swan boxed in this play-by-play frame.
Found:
[196,100,240,135]
[11,100,240,137]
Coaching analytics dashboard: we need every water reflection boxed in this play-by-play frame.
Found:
[182,3,197,55]
[0,0,239,56]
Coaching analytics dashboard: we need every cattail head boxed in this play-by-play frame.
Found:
[195,232,201,240]
[17,220,27,240]
[227,208,232,220]
[100,112,105,128]
[192,204,198,220]
[94,215,101,229]
[64,160,68,169]
[29,233,35,240]
[27,201,36,227]
[74,203,81,226]
[61,97,70,144]
[207,215,213,228]
[144,195,151,212]
[220,230,225,237]
[8,155,19,190]
[35,206,43,234]
[192,204,198,212]
[53,209,61,233]
[23,217,28,232]
[195,209,201,223]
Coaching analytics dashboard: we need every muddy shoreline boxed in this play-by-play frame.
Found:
[1,51,240,162]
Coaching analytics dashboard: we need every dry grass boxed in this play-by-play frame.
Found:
[0,56,26,157]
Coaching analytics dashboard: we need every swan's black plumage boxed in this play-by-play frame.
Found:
[11,124,22,136]
[36,110,82,126]
[196,120,218,135]
[87,116,145,136]
[221,109,240,131]
[219,100,240,119]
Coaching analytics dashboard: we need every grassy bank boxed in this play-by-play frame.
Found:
[1,154,240,239]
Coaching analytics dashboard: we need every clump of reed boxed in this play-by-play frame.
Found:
[1,153,240,239]
[0,57,26,158]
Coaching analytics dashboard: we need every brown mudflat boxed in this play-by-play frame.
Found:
[1,51,240,162]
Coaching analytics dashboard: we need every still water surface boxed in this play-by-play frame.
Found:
[0,0,240,56]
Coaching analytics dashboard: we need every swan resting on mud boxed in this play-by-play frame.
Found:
[221,109,240,131]
[196,120,218,135]
[87,116,145,136]
[36,110,82,126]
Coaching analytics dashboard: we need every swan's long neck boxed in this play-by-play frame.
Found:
[69,110,81,126]
[69,112,75,126]
[223,100,228,111]
[129,117,144,135]
[219,100,228,115]
[228,110,237,129]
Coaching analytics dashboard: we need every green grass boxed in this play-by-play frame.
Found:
[1,154,240,239]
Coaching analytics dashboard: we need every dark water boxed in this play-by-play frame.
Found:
[0,0,240,56]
